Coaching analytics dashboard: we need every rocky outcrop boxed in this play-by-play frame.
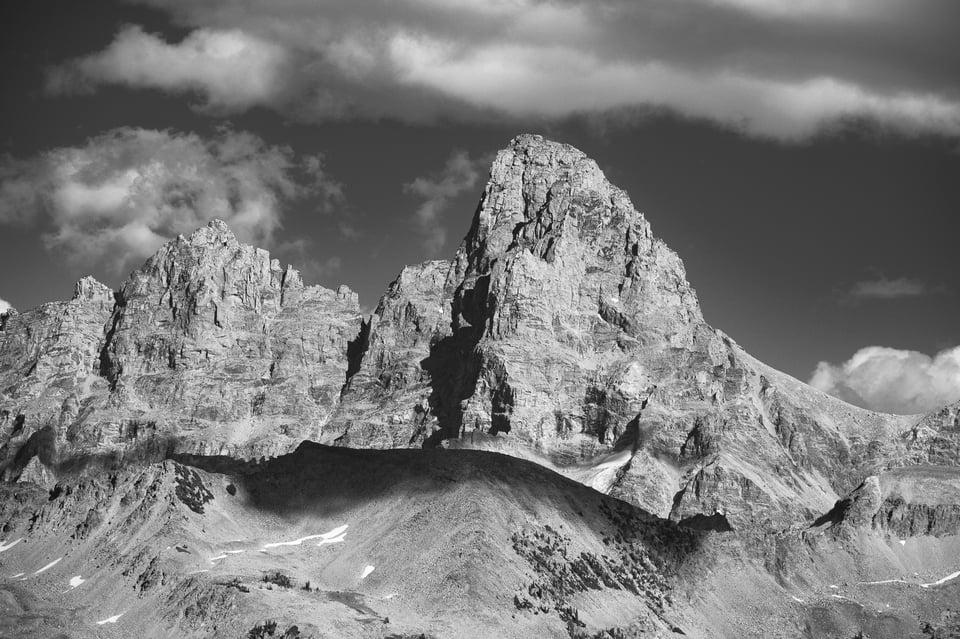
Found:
[331,260,453,447]
[99,220,361,454]
[902,401,960,466]
[0,221,361,478]
[0,276,116,480]
[808,466,960,538]
[874,466,960,537]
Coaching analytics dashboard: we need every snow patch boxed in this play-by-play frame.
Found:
[209,555,228,562]
[921,571,960,588]
[318,532,347,546]
[830,594,859,604]
[10,572,24,578]
[828,584,838,589]
[96,613,124,625]
[361,565,375,579]
[263,534,326,549]
[225,550,245,555]
[791,596,804,603]
[0,538,23,553]
[33,557,62,575]
[858,570,960,589]
[68,575,86,589]
[263,525,348,550]
[899,539,906,546]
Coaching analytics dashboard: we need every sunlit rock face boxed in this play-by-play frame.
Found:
[0,220,361,477]
[339,135,937,530]
[1,135,955,534]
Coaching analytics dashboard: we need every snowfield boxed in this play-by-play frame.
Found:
[96,613,124,625]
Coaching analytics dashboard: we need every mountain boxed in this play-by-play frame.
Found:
[1,135,958,638]
[0,220,362,476]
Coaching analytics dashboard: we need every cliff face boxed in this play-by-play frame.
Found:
[0,135,956,533]
[0,221,361,479]
[341,136,933,530]
[331,259,452,448]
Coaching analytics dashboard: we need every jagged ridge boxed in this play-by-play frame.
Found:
[0,135,957,534]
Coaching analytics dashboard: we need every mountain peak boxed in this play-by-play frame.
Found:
[72,275,113,303]
[183,217,239,247]
[508,133,585,159]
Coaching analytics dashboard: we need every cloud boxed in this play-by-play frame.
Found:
[848,276,936,300]
[0,127,341,273]
[47,25,289,113]
[46,0,960,139]
[404,150,488,253]
[809,346,960,414]
[0,297,10,315]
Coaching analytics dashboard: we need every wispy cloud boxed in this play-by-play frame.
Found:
[0,127,341,274]
[44,0,960,140]
[810,345,960,414]
[404,150,489,254]
[848,276,938,300]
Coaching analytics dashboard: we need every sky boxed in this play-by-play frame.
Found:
[0,0,958,414]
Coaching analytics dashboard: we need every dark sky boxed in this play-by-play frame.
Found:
[1,0,959,412]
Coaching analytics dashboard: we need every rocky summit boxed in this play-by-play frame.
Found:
[1,135,959,638]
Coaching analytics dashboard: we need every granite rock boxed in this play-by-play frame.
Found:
[331,259,453,447]
[339,135,953,531]
[0,221,361,477]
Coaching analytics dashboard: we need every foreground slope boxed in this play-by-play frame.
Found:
[1,445,958,638]
[0,444,705,638]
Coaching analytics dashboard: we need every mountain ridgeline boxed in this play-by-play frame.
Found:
[1,135,959,638]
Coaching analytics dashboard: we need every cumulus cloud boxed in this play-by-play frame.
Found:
[0,297,11,315]
[848,276,935,300]
[0,127,341,273]
[45,0,960,139]
[810,346,960,414]
[404,150,488,253]
[47,25,289,113]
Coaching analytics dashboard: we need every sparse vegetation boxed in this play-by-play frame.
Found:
[222,577,250,593]
[511,514,689,638]
[247,620,276,638]
[247,620,302,638]
[261,571,293,588]
[174,464,214,514]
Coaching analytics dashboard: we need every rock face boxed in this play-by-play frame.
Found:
[332,260,452,448]
[1,135,957,535]
[0,276,116,479]
[339,135,940,531]
[0,221,361,478]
